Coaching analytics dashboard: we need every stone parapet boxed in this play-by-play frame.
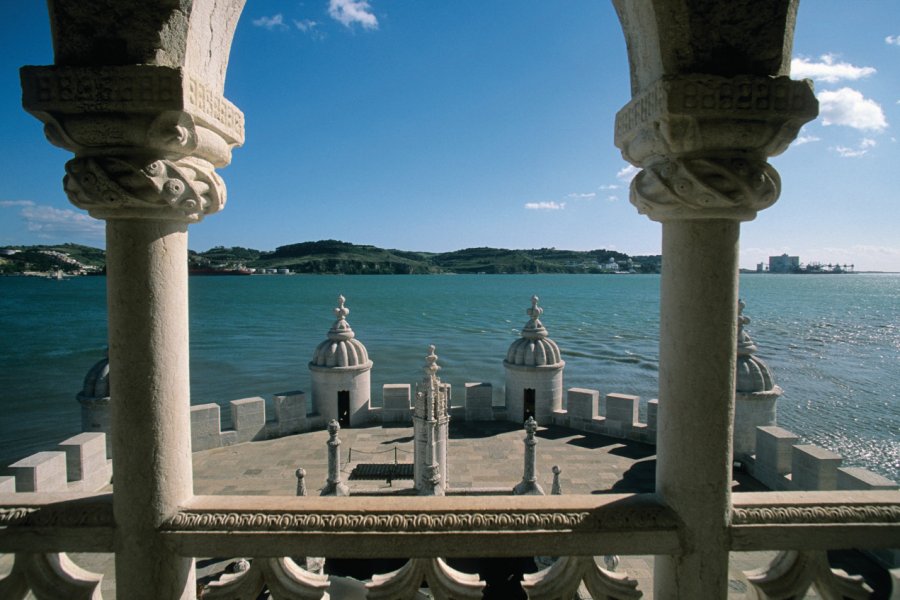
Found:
[6,433,111,494]
[382,384,413,424]
[464,383,494,422]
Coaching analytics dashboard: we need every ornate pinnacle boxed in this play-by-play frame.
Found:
[327,295,355,341]
[522,296,549,340]
[737,299,758,356]
[423,344,440,377]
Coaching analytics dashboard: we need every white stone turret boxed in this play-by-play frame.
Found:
[504,296,565,424]
[733,300,783,462]
[309,295,373,427]
[413,345,449,496]
[76,349,112,456]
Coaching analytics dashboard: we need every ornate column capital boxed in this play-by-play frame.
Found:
[20,65,244,222]
[614,75,817,222]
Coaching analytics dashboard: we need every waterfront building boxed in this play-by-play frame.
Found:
[309,295,373,428]
[769,253,801,273]
[3,2,897,599]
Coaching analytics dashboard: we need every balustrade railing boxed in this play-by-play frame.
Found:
[1,489,897,597]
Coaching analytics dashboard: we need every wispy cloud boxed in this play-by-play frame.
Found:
[794,127,821,145]
[832,138,877,158]
[605,195,619,202]
[252,14,288,30]
[567,192,596,200]
[1,201,104,240]
[329,0,378,29]
[886,35,900,46]
[598,184,619,190]
[295,19,320,32]
[818,88,888,131]
[791,54,876,83]
[616,164,639,183]
[525,201,566,211]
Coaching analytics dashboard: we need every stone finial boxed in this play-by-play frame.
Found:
[513,417,545,495]
[327,294,355,342]
[295,468,307,497]
[551,465,562,496]
[423,345,441,377]
[321,420,349,497]
[735,300,780,394]
[522,296,548,340]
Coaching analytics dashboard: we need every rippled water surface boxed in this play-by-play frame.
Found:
[0,273,896,479]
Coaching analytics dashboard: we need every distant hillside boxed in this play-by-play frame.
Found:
[0,243,105,275]
[4,240,661,276]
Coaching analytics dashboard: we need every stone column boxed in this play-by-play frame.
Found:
[21,59,244,598]
[614,75,817,599]
[513,417,544,495]
[321,420,349,496]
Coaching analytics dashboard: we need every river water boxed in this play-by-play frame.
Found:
[0,273,896,480]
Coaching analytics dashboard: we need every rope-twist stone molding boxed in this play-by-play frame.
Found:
[166,505,675,533]
[732,504,900,525]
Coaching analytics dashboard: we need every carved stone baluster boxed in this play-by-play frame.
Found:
[366,558,485,600]
[522,555,642,600]
[744,550,872,599]
[202,557,331,600]
[0,553,102,600]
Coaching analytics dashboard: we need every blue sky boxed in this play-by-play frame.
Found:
[1,1,898,270]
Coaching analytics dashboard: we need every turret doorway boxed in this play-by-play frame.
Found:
[338,390,351,428]
[523,388,536,422]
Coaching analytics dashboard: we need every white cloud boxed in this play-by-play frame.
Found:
[616,164,639,183]
[567,192,596,200]
[524,201,566,211]
[18,204,104,239]
[252,14,288,30]
[791,54,876,83]
[860,138,877,149]
[818,88,888,131]
[598,184,619,190]
[328,0,378,29]
[832,145,868,158]
[0,200,35,208]
[606,195,619,202]
[886,35,900,46]
[294,19,319,32]
[795,134,821,145]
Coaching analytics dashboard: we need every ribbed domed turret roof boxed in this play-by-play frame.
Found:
[505,296,563,367]
[311,295,371,368]
[80,350,110,399]
[735,300,779,393]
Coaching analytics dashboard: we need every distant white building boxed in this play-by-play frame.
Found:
[769,254,799,273]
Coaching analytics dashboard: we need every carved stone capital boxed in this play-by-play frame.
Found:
[21,65,242,223]
[64,156,226,222]
[21,65,243,167]
[614,75,817,221]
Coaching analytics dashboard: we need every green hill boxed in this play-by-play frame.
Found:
[3,240,661,275]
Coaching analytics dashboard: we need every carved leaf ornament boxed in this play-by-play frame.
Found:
[64,155,225,222]
[522,555,642,600]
